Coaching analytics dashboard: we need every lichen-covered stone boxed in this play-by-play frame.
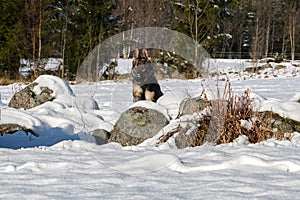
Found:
[261,111,300,134]
[180,97,207,116]
[109,106,169,146]
[9,82,54,110]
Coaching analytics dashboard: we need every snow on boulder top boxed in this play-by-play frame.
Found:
[129,100,170,121]
[259,99,300,122]
[157,90,191,119]
[34,75,75,97]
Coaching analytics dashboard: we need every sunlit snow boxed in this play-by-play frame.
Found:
[1,59,300,199]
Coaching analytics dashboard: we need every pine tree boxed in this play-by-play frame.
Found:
[172,0,234,52]
[0,0,24,79]
[65,0,118,75]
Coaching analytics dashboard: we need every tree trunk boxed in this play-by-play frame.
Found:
[265,17,271,58]
[32,23,36,77]
[252,16,260,60]
[289,13,296,62]
[61,26,66,79]
[37,0,42,75]
[281,26,286,57]
[61,9,68,79]
[287,1,298,62]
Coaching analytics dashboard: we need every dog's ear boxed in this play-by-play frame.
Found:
[142,48,150,60]
[133,48,139,60]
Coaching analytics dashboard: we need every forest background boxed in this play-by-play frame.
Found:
[0,0,299,79]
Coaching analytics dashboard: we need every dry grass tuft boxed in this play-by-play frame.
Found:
[191,80,283,146]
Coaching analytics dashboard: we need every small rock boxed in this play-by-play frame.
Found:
[92,129,110,145]
[156,114,211,149]
[174,125,206,149]
[244,66,261,73]
[262,63,273,69]
[274,65,287,70]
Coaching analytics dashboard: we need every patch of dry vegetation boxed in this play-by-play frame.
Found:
[166,80,289,147]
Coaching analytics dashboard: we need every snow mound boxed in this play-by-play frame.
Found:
[111,152,300,174]
[157,90,191,119]
[34,75,75,97]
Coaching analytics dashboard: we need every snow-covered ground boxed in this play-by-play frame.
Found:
[1,59,300,199]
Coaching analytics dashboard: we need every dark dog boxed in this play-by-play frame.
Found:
[132,48,163,102]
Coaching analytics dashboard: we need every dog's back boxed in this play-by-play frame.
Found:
[132,48,163,102]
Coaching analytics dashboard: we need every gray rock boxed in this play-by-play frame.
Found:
[175,115,211,149]
[274,65,287,70]
[179,97,207,116]
[260,111,300,136]
[9,82,54,109]
[109,106,169,146]
[92,129,110,145]
[244,63,272,73]
[174,125,203,149]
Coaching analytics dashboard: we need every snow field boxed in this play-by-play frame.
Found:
[0,59,300,199]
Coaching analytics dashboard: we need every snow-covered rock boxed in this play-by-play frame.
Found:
[157,90,190,119]
[8,82,54,110]
[1,75,107,147]
[259,99,300,122]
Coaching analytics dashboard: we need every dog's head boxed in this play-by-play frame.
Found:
[132,48,151,67]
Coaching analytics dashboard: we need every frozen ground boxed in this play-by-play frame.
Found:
[1,59,300,199]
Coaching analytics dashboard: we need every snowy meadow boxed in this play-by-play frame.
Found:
[1,59,300,199]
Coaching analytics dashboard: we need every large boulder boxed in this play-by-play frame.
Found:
[9,82,54,110]
[109,102,169,146]
[8,75,75,110]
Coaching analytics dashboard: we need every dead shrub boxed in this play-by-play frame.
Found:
[189,80,284,146]
[158,80,289,148]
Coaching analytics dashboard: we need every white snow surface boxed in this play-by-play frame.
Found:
[157,89,191,119]
[1,59,300,199]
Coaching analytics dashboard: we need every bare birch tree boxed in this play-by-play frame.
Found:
[286,0,298,62]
